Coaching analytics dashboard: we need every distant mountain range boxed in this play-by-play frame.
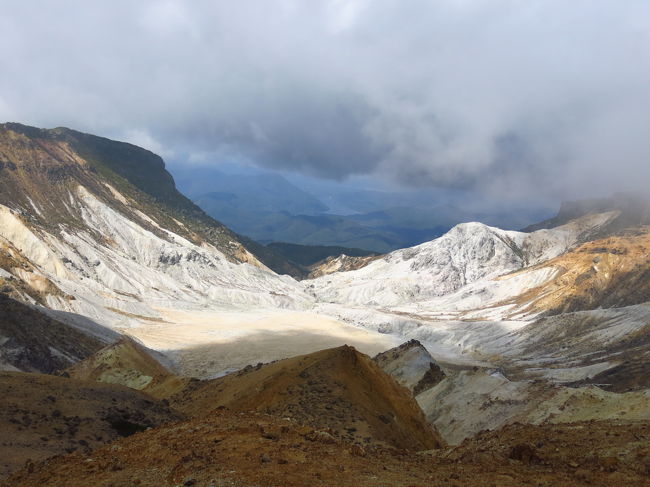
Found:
[173,167,328,216]
[171,165,548,253]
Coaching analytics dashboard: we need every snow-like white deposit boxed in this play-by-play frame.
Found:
[0,187,312,324]
[307,213,616,311]
[0,205,69,277]
[0,185,406,376]
[0,184,633,381]
[417,369,650,444]
[375,341,439,392]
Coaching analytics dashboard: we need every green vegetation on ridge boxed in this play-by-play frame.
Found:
[267,242,379,267]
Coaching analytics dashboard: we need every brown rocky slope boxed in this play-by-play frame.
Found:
[170,345,444,451]
[0,371,180,479]
[4,410,649,487]
[2,342,650,486]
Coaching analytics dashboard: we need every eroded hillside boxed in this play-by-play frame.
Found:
[170,345,444,451]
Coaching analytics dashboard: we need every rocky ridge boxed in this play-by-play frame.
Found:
[170,345,444,451]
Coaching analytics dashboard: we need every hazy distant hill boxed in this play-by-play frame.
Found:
[170,165,549,253]
[173,166,328,215]
[170,166,411,252]
[523,192,650,235]
[266,242,379,267]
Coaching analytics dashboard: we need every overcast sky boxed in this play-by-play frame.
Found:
[2,1,649,204]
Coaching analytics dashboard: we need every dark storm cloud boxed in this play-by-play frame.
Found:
[1,0,649,200]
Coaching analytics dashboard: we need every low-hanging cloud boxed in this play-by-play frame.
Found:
[1,0,649,202]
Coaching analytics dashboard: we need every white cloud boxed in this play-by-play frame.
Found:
[120,129,174,159]
[1,0,649,203]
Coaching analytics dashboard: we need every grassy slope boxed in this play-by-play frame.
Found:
[267,241,379,267]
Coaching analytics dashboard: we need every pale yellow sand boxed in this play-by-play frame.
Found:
[125,308,401,378]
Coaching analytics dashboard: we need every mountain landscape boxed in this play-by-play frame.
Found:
[0,123,649,486]
[171,165,546,254]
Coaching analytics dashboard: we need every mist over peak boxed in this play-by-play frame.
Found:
[2,1,649,205]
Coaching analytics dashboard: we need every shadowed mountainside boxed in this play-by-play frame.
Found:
[0,294,111,373]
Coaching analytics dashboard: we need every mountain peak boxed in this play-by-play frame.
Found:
[0,123,300,272]
[171,345,445,451]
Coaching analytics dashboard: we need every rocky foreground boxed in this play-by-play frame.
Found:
[1,343,649,486]
[4,397,649,487]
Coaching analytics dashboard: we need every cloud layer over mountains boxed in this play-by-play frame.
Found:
[2,1,649,200]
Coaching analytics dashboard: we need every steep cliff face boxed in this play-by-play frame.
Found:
[0,123,261,263]
[0,124,312,338]
[373,339,445,394]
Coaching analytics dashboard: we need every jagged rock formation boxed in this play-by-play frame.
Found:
[373,339,445,394]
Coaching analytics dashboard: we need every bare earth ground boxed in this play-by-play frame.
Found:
[0,371,180,478]
[127,308,401,378]
[4,411,649,487]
